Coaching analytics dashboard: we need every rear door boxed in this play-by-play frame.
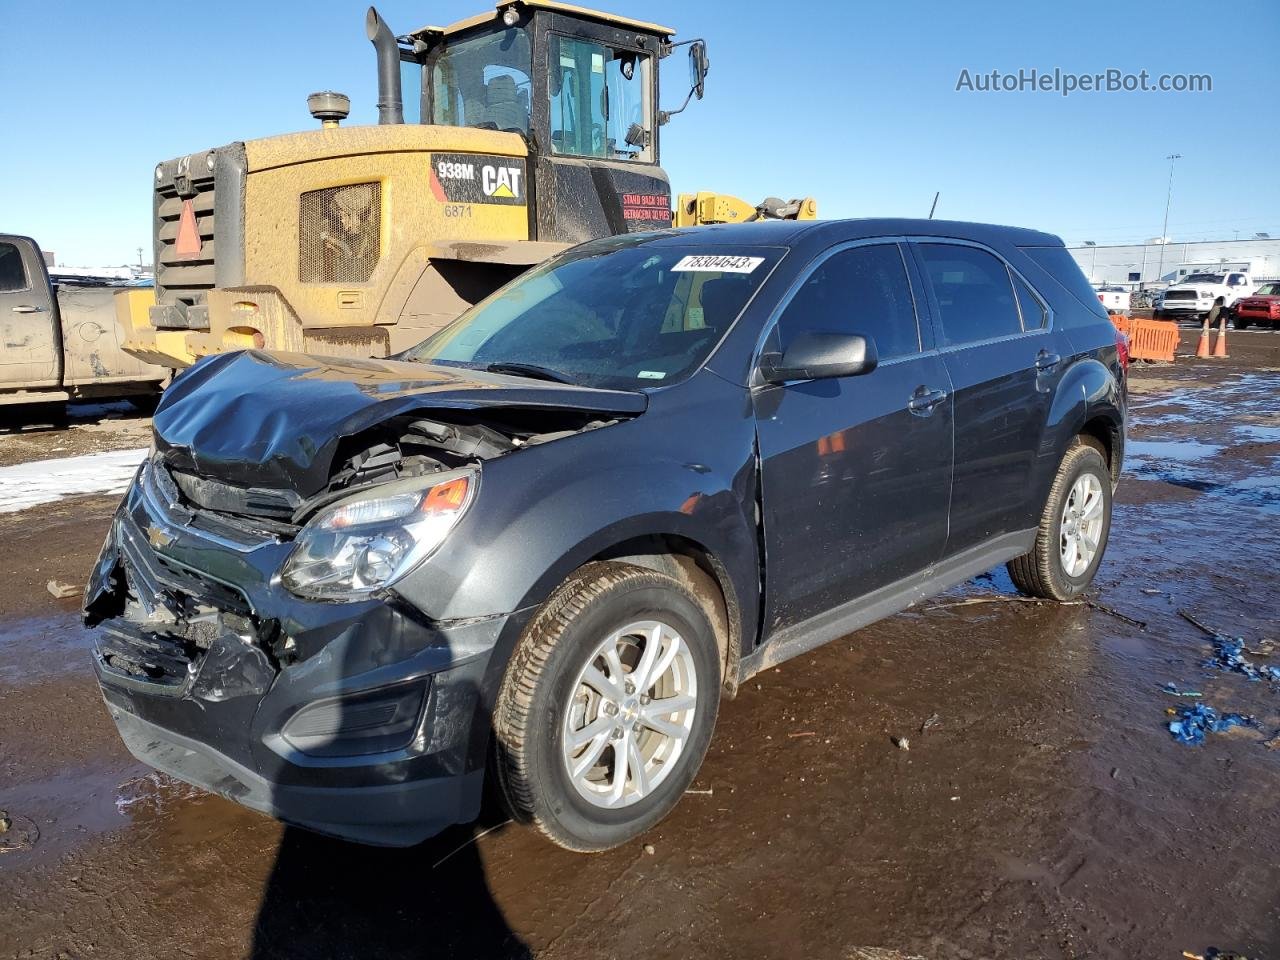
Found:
[0,236,60,389]
[910,240,1070,555]
[754,240,953,631]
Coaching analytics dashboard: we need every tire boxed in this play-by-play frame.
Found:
[1234,316,1250,330]
[1007,441,1112,601]
[493,561,721,851]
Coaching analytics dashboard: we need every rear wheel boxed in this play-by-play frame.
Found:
[1008,442,1112,601]
[493,562,721,851]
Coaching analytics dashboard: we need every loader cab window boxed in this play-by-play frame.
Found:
[431,27,532,134]
[548,35,652,161]
[400,57,424,124]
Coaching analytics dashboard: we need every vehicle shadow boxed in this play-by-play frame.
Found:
[251,792,530,959]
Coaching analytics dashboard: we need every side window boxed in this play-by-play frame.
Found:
[917,243,1022,345]
[0,242,29,293]
[1011,272,1048,329]
[777,244,921,360]
[400,58,424,124]
[549,35,651,161]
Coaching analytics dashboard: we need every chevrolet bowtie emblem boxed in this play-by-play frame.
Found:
[146,525,175,549]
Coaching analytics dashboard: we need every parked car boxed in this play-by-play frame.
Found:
[0,235,165,408]
[1094,285,1129,313]
[1233,282,1280,329]
[85,219,1127,851]
[1154,270,1257,320]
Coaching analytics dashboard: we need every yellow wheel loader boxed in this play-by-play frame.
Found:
[118,0,816,369]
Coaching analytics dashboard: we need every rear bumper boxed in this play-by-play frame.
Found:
[104,702,483,846]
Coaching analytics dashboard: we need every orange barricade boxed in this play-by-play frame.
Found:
[1110,315,1178,362]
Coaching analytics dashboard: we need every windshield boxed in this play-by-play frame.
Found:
[404,241,783,389]
[431,27,532,134]
[1182,273,1224,283]
[1256,283,1280,296]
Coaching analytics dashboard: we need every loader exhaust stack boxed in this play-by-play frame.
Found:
[366,7,404,125]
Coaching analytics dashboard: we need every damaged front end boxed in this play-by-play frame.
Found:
[84,349,642,844]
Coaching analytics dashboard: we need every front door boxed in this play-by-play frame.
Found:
[0,236,59,389]
[910,240,1072,554]
[754,241,954,632]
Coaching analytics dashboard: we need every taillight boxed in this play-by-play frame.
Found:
[1115,329,1129,373]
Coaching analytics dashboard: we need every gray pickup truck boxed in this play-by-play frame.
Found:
[1,234,166,408]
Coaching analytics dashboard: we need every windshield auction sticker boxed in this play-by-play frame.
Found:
[671,255,765,273]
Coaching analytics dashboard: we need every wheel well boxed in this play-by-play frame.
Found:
[1078,417,1121,485]
[592,535,742,697]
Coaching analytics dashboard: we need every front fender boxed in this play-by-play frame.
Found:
[392,371,760,633]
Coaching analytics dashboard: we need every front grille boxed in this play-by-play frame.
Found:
[171,469,301,520]
[155,157,217,308]
[299,182,381,283]
[1163,290,1197,301]
[97,618,200,689]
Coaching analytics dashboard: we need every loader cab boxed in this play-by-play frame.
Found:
[401,0,704,243]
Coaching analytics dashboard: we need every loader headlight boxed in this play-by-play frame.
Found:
[281,469,476,600]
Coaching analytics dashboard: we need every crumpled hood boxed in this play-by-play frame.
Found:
[153,350,646,494]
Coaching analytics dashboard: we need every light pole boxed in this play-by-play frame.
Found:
[1154,153,1180,283]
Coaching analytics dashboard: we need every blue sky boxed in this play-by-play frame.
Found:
[2,0,1277,266]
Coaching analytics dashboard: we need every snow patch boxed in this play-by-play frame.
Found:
[0,448,148,514]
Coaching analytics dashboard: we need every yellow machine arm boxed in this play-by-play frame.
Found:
[673,192,818,227]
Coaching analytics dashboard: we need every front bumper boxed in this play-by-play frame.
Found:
[87,462,528,846]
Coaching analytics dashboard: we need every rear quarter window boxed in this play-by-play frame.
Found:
[1019,246,1109,322]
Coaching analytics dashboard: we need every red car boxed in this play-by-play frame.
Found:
[1234,282,1280,329]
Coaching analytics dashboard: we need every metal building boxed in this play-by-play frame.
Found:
[1068,238,1280,287]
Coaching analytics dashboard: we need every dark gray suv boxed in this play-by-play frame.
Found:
[86,219,1126,851]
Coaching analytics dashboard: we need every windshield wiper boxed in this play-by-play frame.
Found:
[485,362,577,384]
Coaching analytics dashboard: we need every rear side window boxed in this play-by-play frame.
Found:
[0,242,28,293]
[916,243,1021,345]
[1012,273,1048,329]
[777,243,921,360]
[1020,245,1109,319]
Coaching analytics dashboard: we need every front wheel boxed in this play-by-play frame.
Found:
[493,562,721,851]
[1008,442,1113,601]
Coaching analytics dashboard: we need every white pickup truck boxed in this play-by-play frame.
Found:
[1,234,166,408]
[1093,285,1130,313]
[1154,270,1258,320]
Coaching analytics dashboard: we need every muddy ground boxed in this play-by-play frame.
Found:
[1,332,1278,960]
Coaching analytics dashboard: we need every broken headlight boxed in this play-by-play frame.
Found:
[281,469,475,600]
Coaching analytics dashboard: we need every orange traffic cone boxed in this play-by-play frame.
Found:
[1212,319,1229,358]
[1195,320,1211,358]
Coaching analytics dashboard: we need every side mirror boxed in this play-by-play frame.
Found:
[759,332,878,384]
[688,40,709,100]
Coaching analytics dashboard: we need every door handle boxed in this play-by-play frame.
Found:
[1035,350,1061,371]
[908,387,948,415]
[11,304,44,314]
